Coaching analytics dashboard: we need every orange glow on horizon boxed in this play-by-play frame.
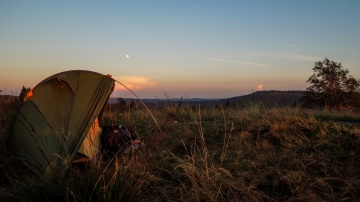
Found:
[114,76,157,91]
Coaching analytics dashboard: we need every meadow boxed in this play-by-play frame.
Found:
[1,96,360,201]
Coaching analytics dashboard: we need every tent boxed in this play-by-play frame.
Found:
[9,70,115,178]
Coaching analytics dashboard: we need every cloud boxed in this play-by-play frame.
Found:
[283,52,322,61]
[113,76,157,91]
[209,58,268,67]
[207,51,320,68]
[256,84,263,91]
[248,51,321,62]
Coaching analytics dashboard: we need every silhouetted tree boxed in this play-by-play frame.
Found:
[301,58,360,109]
[129,100,141,110]
[19,86,31,102]
[116,97,127,111]
[225,100,230,108]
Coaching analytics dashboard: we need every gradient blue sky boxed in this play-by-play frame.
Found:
[1,1,359,98]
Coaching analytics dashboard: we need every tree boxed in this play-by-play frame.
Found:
[129,100,141,110]
[19,86,31,102]
[116,97,127,111]
[301,58,360,109]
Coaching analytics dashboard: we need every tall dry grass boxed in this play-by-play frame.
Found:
[1,97,360,201]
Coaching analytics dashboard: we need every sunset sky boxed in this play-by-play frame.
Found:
[1,1,359,98]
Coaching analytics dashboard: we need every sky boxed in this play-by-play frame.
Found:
[1,1,359,98]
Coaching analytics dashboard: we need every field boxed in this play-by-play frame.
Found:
[1,96,360,201]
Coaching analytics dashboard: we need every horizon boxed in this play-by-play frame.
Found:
[1,1,359,99]
[0,88,304,100]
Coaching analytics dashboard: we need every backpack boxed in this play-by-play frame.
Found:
[99,125,139,160]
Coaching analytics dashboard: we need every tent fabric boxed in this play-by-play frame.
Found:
[9,70,115,177]
[77,117,101,160]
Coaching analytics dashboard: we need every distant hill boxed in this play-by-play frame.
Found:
[108,97,219,108]
[0,95,19,111]
[110,91,305,108]
[0,95,18,104]
[218,90,304,107]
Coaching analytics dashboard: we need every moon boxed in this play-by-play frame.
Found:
[125,54,130,58]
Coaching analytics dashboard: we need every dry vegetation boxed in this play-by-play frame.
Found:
[1,96,360,201]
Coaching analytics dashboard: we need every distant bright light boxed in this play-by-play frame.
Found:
[125,54,130,58]
[257,84,263,91]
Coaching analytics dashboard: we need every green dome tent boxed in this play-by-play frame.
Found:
[9,70,115,178]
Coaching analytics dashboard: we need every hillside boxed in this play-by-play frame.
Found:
[0,95,19,112]
[1,97,360,201]
[218,90,304,107]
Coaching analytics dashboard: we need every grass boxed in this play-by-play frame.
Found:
[1,96,360,201]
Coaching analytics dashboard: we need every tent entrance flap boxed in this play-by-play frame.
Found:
[77,117,101,160]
